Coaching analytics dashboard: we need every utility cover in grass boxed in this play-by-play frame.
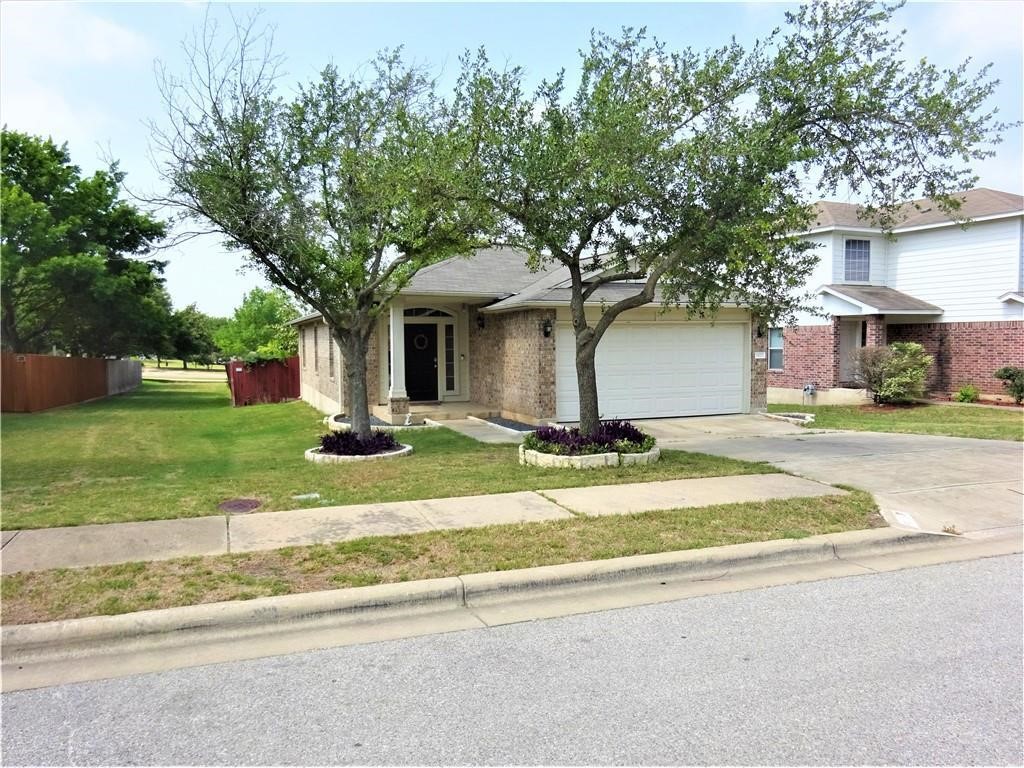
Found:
[218,498,261,514]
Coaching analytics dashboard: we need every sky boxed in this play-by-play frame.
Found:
[2,0,1022,317]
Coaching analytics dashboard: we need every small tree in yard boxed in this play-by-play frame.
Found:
[153,17,481,437]
[852,342,932,404]
[454,0,1004,436]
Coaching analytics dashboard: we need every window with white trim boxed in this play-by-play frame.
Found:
[844,239,871,281]
[328,333,335,379]
[768,328,784,370]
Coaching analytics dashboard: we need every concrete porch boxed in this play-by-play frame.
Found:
[372,400,499,425]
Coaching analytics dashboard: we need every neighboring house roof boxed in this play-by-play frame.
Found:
[819,284,943,314]
[402,246,555,297]
[811,188,1023,233]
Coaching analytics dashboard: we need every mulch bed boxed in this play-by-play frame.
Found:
[929,396,1022,409]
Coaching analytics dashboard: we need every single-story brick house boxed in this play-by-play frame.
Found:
[769,188,1024,403]
[293,248,768,424]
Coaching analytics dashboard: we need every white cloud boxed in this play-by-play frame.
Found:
[0,2,153,68]
[902,1,1023,60]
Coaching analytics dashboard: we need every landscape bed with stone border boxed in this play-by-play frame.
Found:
[519,444,661,469]
[305,444,414,463]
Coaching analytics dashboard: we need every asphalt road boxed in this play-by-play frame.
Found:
[3,556,1021,766]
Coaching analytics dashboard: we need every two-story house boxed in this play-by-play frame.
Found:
[768,187,1024,403]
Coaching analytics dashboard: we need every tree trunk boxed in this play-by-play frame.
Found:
[339,331,372,440]
[182,359,188,369]
[575,338,601,436]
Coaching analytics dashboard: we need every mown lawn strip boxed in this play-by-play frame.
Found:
[2,381,774,530]
[767,402,1022,441]
[1,490,881,625]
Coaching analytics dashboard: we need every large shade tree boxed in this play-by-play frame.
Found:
[1,130,169,356]
[153,18,482,437]
[453,0,1005,435]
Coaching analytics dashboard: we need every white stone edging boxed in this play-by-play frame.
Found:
[519,444,660,469]
[760,412,815,425]
[328,416,426,432]
[305,444,413,463]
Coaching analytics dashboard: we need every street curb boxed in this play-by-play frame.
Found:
[1,527,956,664]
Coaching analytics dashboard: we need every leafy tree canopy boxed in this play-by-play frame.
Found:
[1,129,169,356]
[452,0,1005,433]
[154,19,485,436]
[214,287,300,361]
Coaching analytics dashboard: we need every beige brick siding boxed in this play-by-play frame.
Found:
[750,323,767,410]
[296,319,379,415]
[469,308,556,421]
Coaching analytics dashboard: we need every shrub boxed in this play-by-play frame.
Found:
[852,342,932,404]
[994,366,1024,404]
[523,420,656,456]
[955,384,980,403]
[850,346,892,395]
[319,429,400,456]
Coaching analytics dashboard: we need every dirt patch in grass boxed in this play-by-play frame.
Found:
[1,490,882,625]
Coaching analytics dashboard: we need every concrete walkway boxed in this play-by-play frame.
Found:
[0,474,842,573]
[425,418,523,444]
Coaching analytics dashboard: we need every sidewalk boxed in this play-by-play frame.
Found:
[0,474,844,574]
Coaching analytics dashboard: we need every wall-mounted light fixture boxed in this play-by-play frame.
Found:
[476,315,486,330]
[542,318,553,338]
[756,323,766,339]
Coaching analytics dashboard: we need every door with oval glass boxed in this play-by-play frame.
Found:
[404,324,438,401]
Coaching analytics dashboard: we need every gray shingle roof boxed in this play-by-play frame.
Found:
[812,188,1023,231]
[401,247,555,297]
[822,284,942,313]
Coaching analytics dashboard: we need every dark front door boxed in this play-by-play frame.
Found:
[404,324,438,401]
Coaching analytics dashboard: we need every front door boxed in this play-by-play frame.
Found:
[838,320,865,383]
[404,324,438,401]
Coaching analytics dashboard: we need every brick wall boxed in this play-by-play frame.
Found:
[767,322,840,389]
[887,320,1024,395]
[469,308,556,421]
[750,323,767,410]
[297,319,379,414]
[865,314,887,346]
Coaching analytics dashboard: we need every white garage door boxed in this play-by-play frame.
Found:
[555,323,748,421]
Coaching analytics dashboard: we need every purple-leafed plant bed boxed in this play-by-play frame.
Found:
[523,420,656,456]
[319,429,401,456]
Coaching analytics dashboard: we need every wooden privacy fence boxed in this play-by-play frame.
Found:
[1,353,142,413]
[225,357,300,407]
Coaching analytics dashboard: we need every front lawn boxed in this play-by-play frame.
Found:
[1,381,773,530]
[0,490,880,624]
[767,402,1023,441]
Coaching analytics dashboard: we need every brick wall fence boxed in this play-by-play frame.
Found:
[887,320,1024,395]
[469,308,556,421]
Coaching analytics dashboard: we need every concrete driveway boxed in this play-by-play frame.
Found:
[635,415,1023,539]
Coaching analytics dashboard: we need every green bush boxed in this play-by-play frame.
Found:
[994,366,1024,405]
[853,342,932,404]
[955,384,980,403]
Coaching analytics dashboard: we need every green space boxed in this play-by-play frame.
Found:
[1,382,773,530]
[0,490,879,624]
[766,402,1023,441]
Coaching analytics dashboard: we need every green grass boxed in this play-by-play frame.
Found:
[1,381,774,530]
[0,490,880,624]
[767,402,1023,441]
